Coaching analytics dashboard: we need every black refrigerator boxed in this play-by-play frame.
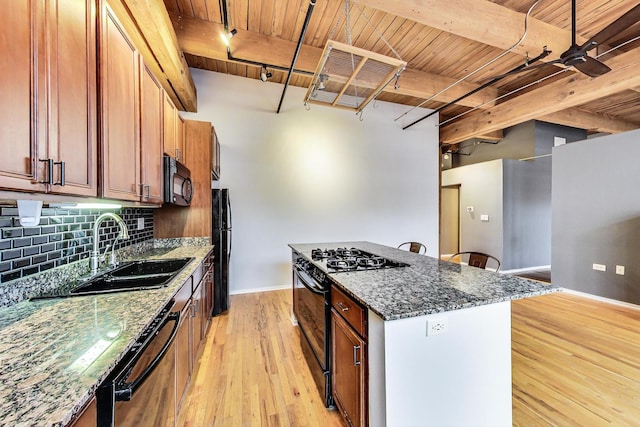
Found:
[212,188,231,316]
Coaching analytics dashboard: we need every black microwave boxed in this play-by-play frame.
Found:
[163,155,193,206]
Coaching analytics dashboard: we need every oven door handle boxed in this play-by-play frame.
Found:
[113,311,180,401]
[294,265,325,295]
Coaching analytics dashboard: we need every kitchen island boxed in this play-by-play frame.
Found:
[0,243,213,426]
[290,241,559,427]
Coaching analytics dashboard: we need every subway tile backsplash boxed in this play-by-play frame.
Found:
[0,206,155,284]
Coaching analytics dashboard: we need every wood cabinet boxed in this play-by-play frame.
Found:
[100,1,140,201]
[211,128,221,180]
[0,0,97,196]
[190,280,205,365]
[139,59,164,204]
[100,1,164,205]
[177,115,185,163]
[175,277,193,410]
[163,94,184,162]
[70,397,96,427]
[154,119,214,239]
[174,252,214,415]
[202,255,214,332]
[332,285,368,427]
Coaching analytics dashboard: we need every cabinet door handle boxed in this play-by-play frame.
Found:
[337,302,349,312]
[39,159,53,184]
[353,345,361,366]
[53,161,65,186]
[192,301,199,317]
[144,185,151,199]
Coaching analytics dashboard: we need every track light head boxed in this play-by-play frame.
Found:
[260,65,272,82]
[221,28,237,46]
[317,73,328,90]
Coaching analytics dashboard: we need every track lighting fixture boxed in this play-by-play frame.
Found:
[221,28,237,46]
[317,74,328,90]
[260,65,272,82]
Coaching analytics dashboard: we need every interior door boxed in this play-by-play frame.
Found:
[440,185,460,258]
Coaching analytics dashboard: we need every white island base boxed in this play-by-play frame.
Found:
[368,301,512,426]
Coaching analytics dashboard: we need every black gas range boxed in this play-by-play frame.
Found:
[311,247,409,273]
[292,246,408,409]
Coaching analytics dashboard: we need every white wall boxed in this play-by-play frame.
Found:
[441,160,504,262]
[182,70,440,294]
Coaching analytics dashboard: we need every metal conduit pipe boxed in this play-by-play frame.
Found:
[219,0,314,80]
[277,0,316,114]
[402,48,552,130]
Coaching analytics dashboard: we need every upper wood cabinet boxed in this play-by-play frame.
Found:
[177,115,185,163]
[139,59,164,204]
[0,0,97,196]
[154,120,213,239]
[100,1,141,202]
[100,1,164,205]
[163,94,185,162]
[211,128,220,180]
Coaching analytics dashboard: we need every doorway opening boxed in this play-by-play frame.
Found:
[440,185,460,259]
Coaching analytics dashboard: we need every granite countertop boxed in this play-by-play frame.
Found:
[0,244,213,427]
[289,241,560,321]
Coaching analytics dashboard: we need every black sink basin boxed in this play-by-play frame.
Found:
[70,257,195,295]
[111,258,193,277]
[70,274,174,294]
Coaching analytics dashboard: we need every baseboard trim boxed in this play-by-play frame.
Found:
[561,288,640,311]
[500,265,551,275]
[230,284,290,296]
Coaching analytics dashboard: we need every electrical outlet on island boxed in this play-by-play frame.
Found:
[426,318,448,336]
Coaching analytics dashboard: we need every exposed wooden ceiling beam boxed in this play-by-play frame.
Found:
[170,13,499,108]
[439,49,640,143]
[539,108,640,134]
[353,0,576,60]
[114,0,197,111]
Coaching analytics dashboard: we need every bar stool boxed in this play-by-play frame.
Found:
[397,242,427,254]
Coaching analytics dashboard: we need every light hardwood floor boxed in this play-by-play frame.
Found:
[180,290,640,426]
[512,292,640,425]
[178,290,345,427]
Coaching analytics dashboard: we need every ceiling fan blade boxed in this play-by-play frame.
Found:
[581,3,640,50]
[573,56,612,77]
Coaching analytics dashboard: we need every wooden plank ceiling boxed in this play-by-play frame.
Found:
[157,0,640,145]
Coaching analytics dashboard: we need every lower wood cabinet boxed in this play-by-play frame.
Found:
[331,285,368,427]
[175,279,193,410]
[176,250,214,414]
[190,280,204,366]
[70,397,96,427]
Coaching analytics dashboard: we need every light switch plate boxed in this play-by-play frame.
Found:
[616,265,625,275]
[137,218,144,230]
[592,263,606,272]
[480,214,489,221]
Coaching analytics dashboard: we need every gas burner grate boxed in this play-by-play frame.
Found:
[327,257,358,271]
[312,247,409,273]
[312,248,336,260]
[335,247,362,258]
[357,256,386,268]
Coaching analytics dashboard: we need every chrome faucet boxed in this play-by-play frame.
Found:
[90,213,130,275]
